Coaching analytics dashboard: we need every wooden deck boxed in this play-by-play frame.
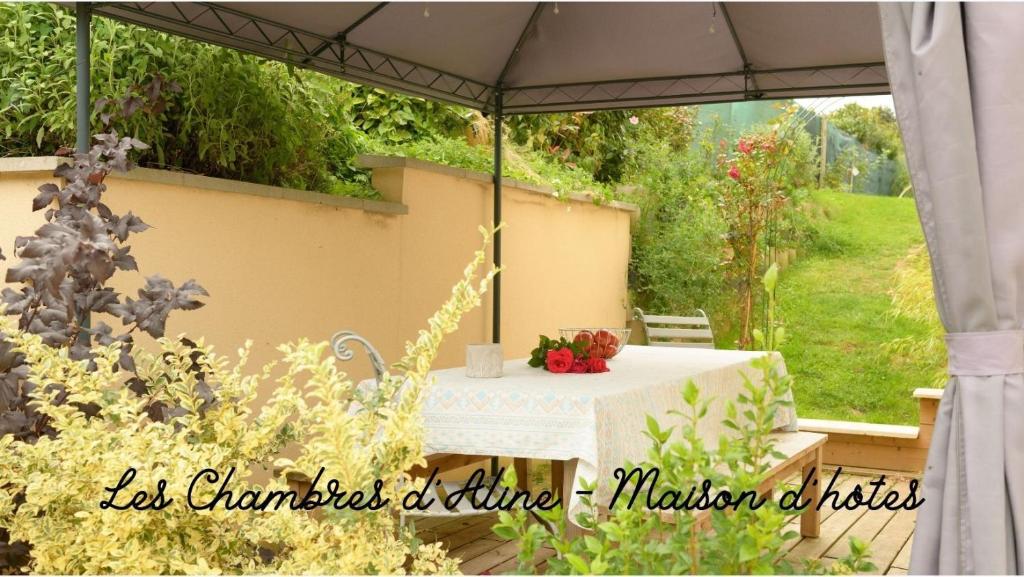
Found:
[413,469,917,575]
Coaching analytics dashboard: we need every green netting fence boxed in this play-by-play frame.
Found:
[697,102,907,196]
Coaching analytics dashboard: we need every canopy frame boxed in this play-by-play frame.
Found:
[84,2,889,114]
[74,1,890,344]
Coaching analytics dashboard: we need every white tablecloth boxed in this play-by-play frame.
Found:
[420,345,797,510]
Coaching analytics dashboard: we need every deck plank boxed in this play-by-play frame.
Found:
[891,528,914,570]
[488,548,557,575]
[823,480,909,561]
[866,508,917,573]
[786,498,869,559]
[457,541,529,575]
[448,535,508,560]
[823,509,897,568]
[440,517,503,551]
[782,473,858,530]
[415,513,493,542]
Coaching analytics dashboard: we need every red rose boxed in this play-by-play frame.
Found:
[587,357,609,373]
[570,358,588,373]
[738,139,752,154]
[546,347,574,373]
[728,165,741,181]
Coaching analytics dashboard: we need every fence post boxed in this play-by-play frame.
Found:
[818,117,828,188]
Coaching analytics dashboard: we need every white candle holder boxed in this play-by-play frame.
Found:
[466,343,503,378]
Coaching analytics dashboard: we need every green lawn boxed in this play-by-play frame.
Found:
[778,190,940,425]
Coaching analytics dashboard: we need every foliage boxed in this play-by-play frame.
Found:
[884,244,946,388]
[372,135,614,200]
[0,4,621,201]
[0,5,340,195]
[716,128,791,349]
[0,77,210,570]
[827,104,902,161]
[527,335,588,369]
[0,230,497,574]
[527,332,616,373]
[346,87,470,145]
[827,104,911,196]
[509,111,624,183]
[823,146,874,192]
[496,274,873,574]
[628,192,728,329]
[0,4,469,199]
[505,108,697,186]
[623,120,730,337]
[0,77,206,445]
[624,107,815,348]
[752,263,784,352]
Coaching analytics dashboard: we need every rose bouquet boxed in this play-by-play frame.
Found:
[527,334,610,374]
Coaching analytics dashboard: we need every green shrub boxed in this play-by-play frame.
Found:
[622,117,727,321]
[628,193,728,319]
[828,104,903,161]
[372,134,613,200]
[509,111,629,183]
[0,4,474,199]
[0,231,497,574]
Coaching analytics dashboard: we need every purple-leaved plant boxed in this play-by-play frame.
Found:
[0,74,206,571]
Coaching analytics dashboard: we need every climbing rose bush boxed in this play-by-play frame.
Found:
[717,128,790,350]
[0,230,497,574]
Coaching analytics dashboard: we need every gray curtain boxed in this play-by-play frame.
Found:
[879,2,1024,574]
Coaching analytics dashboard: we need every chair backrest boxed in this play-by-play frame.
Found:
[633,307,715,349]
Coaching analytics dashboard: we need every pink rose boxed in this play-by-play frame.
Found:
[728,165,741,181]
[738,139,752,154]
[545,347,574,373]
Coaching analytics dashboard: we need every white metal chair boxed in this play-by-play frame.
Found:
[331,331,498,522]
[633,307,715,349]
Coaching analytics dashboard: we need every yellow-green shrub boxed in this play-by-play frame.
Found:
[0,229,497,575]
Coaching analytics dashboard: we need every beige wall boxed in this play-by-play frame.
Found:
[0,156,635,384]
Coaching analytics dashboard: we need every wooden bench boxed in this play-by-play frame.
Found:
[588,431,827,538]
[678,431,827,538]
[798,387,942,473]
[410,434,827,538]
[633,307,715,349]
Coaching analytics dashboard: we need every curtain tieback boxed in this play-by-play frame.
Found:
[945,330,1024,376]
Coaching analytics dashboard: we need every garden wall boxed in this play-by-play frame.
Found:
[0,155,635,387]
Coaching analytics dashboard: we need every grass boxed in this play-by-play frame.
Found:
[778,189,942,425]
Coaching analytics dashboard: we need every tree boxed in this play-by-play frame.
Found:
[828,103,903,160]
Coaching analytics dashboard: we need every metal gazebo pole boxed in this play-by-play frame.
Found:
[492,89,503,344]
[490,89,504,479]
[76,3,91,153]
[75,2,92,341]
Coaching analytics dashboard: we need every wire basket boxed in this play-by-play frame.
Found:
[559,328,630,359]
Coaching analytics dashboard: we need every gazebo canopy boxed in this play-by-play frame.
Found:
[75,1,889,344]
[88,2,887,114]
